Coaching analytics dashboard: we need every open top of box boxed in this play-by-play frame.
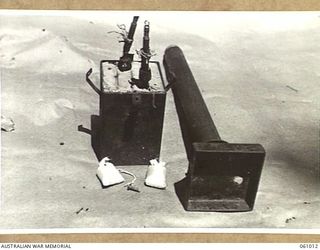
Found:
[101,60,165,93]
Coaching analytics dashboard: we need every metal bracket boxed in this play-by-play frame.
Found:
[86,68,100,95]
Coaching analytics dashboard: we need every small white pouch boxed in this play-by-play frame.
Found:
[145,159,167,189]
[97,157,124,187]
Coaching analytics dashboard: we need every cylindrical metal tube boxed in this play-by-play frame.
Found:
[123,16,139,53]
[138,21,151,88]
[128,16,139,39]
[163,46,221,158]
[141,21,150,70]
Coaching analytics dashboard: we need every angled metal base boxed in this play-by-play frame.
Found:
[184,142,265,212]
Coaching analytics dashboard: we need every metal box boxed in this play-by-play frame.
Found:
[90,60,166,165]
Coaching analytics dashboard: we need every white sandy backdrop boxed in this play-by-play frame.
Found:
[0,11,319,230]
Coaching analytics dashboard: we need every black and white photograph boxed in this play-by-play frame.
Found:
[0,10,319,231]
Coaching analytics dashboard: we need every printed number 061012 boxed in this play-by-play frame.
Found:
[300,244,319,248]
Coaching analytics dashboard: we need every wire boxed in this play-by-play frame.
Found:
[118,169,137,187]
[136,49,156,59]
[107,24,132,43]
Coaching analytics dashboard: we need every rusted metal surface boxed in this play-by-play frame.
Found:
[163,46,266,212]
[86,60,166,165]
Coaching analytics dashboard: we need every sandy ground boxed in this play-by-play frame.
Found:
[0,12,319,229]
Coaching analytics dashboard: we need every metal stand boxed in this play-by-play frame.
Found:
[164,46,266,212]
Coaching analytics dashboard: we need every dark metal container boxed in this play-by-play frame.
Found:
[86,60,166,166]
